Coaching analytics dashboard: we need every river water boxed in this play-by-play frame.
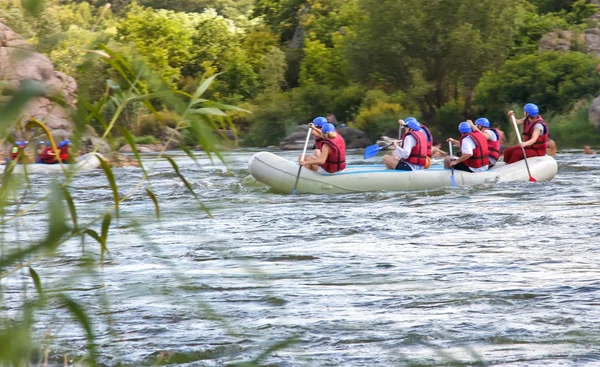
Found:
[2,149,600,366]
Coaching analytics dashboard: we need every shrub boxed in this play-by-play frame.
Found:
[137,111,181,136]
[546,99,600,147]
[352,90,405,141]
[243,91,298,147]
[474,51,600,114]
[134,135,160,144]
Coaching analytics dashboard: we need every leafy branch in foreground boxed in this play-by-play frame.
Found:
[0,40,291,366]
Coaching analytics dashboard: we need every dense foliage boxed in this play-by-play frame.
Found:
[2,0,600,146]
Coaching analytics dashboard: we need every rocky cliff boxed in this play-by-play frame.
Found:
[0,21,76,136]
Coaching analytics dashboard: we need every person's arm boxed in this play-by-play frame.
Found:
[450,138,474,166]
[446,137,460,145]
[300,144,330,166]
[507,110,525,125]
[520,126,542,147]
[393,135,415,159]
[468,119,483,133]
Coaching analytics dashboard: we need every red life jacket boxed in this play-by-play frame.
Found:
[460,131,489,168]
[11,146,25,161]
[40,147,57,164]
[401,130,428,166]
[483,128,501,161]
[321,134,346,173]
[523,116,548,152]
[59,146,69,161]
[315,137,325,150]
[420,124,433,158]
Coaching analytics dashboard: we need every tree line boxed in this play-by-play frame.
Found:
[2,0,600,146]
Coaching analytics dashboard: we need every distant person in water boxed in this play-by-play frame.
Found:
[431,141,448,158]
[326,113,338,127]
[493,123,507,152]
[383,118,428,171]
[547,135,557,156]
[584,145,595,154]
[445,122,489,172]
[503,103,549,164]
[299,123,346,174]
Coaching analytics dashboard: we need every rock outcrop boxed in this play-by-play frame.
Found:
[0,22,77,134]
[279,125,372,150]
[588,96,600,131]
[539,31,578,52]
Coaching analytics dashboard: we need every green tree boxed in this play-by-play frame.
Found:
[116,5,195,85]
[474,51,600,114]
[346,0,520,122]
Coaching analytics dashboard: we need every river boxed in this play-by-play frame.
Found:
[2,149,600,366]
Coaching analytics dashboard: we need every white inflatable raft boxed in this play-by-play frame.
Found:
[248,152,558,194]
[1,153,103,174]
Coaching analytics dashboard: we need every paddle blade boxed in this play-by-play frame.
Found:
[363,144,383,159]
[450,173,457,187]
[529,175,537,182]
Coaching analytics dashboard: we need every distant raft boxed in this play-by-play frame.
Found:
[2,153,104,174]
[248,151,558,194]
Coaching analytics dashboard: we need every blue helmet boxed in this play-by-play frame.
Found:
[322,123,336,134]
[406,119,421,131]
[475,118,490,128]
[312,117,327,128]
[58,139,71,148]
[524,103,539,117]
[458,121,472,134]
[405,117,417,124]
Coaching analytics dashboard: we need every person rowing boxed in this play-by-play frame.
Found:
[11,141,31,163]
[38,141,58,164]
[445,121,489,173]
[469,118,500,168]
[383,118,428,171]
[310,116,328,159]
[504,103,549,164]
[299,123,346,174]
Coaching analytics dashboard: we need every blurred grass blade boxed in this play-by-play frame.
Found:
[247,336,298,365]
[193,107,227,116]
[0,80,46,137]
[164,157,212,217]
[100,213,111,262]
[179,144,198,164]
[97,156,120,219]
[59,295,98,367]
[83,229,102,245]
[203,101,251,113]
[62,187,78,232]
[0,183,69,270]
[119,127,148,178]
[192,74,218,101]
[145,188,160,220]
[28,267,44,299]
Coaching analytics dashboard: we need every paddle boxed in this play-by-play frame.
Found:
[363,142,393,159]
[292,126,313,194]
[448,141,457,187]
[510,114,537,182]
